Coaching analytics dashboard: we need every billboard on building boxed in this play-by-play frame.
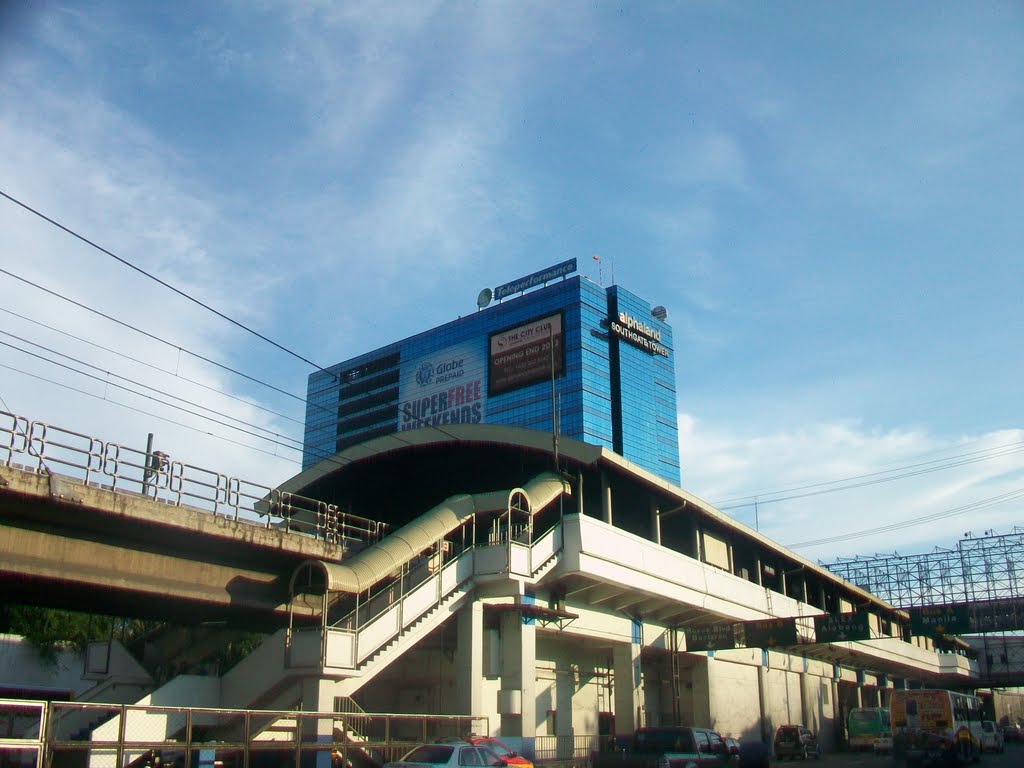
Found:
[398,341,486,431]
[493,259,577,301]
[488,312,564,396]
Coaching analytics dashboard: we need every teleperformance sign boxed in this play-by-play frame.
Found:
[398,341,486,431]
[609,312,669,357]
[494,259,577,301]
[489,313,564,396]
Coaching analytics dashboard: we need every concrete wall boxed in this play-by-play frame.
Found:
[705,651,762,741]
[0,634,151,702]
[345,607,872,757]
[536,637,606,738]
[764,667,802,733]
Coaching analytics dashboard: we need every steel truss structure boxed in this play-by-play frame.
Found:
[822,529,1024,609]
[823,529,1024,686]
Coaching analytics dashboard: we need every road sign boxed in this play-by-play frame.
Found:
[741,617,798,648]
[908,604,971,635]
[814,612,871,643]
[684,624,736,652]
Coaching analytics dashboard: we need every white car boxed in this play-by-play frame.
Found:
[981,720,1005,753]
[385,743,508,768]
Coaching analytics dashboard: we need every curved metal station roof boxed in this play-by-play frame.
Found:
[280,423,904,620]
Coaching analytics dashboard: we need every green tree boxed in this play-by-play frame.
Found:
[4,607,145,665]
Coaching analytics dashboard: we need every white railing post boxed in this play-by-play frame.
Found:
[398,564,405,630]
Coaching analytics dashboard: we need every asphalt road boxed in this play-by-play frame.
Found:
[776,742,1024,767]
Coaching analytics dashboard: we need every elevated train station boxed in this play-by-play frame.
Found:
[1,259,1011,760]
[273,422,980,750]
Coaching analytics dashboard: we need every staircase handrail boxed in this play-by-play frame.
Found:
[335,696,371,743]
[316,518,564,674]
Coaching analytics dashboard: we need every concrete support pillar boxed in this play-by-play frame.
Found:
[601,472,612,525]
[456,601,484,717]
[755,558,763,586]
[301,677,339,768]
[500,611,537,742]
[800,670,813,732]
[577,471,585,517]
[689,654,712,731]
[757,664,771,743]
[831,680,841,751]
[613,642,645,735]
[651,500,661,545]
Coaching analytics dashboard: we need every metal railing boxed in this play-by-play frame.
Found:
[0,410,388,546]
[533,734,601,764]
[0,699,487,768]
[287,509,566,674]
[0,699,46,768]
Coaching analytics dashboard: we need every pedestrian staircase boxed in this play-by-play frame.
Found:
[67,471,571,753]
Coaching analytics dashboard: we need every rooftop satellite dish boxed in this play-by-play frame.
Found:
[477,287,493,309]
[652,305,668,321]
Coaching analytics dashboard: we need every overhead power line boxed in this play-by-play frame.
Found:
[0,361,298,462]
[0,361,435,479]
[715,441,1024,511]
[0,267,334,419]
[0,337,304,452]
[0,306,304,427]
[0,188,336,376]
[785,487,1024,549]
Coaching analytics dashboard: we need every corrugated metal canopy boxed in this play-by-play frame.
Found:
[289,471,569,596]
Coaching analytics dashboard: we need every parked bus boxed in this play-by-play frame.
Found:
[847,707,890,751]
[890,689,983,765]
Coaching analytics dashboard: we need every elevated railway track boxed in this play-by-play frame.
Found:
[0,410,386,627]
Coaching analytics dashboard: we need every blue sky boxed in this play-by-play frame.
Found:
[1,1,1022,561]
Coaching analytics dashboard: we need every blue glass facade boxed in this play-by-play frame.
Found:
[304,276,680,483]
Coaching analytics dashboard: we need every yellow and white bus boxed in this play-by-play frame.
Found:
[890,688,983,765]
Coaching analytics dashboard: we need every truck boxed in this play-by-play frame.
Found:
[590,726,737,768]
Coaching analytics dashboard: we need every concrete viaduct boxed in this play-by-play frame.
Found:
[0,462,373,628]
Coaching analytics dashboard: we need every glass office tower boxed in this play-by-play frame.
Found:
[304,272,680,484]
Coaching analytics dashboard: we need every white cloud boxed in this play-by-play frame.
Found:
[679,414,1024,562]
[0,63,300,488]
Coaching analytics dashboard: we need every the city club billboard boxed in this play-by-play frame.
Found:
[488,312,565,396]
[397,341,486,431]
